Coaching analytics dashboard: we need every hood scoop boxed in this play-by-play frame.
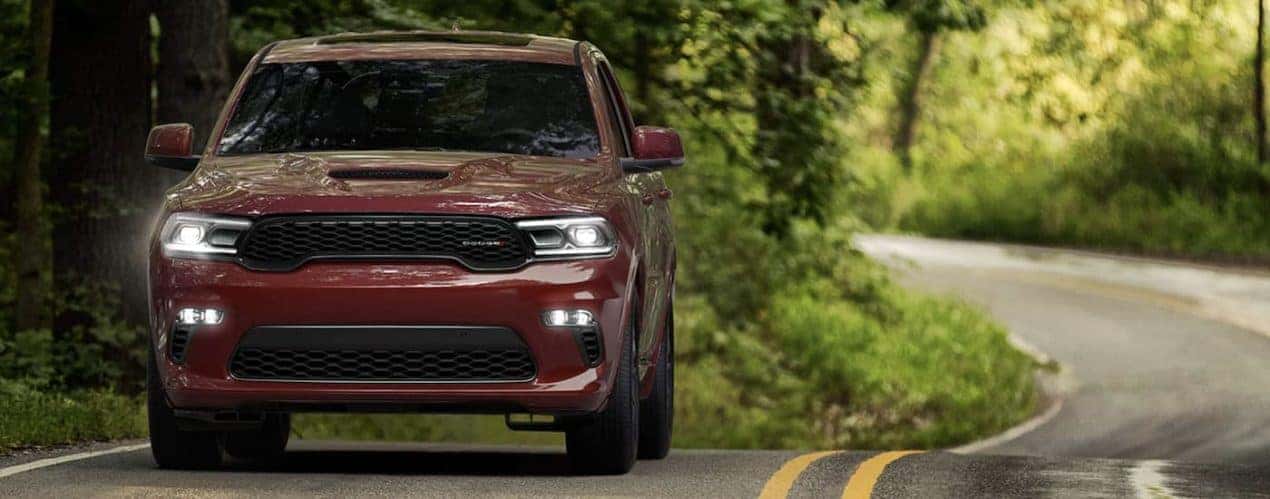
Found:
[327,168,450,181]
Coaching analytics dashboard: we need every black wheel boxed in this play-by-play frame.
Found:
[566,316,640,475]
[148,351,222,470]
[638,307,674,460]
[223,414,290,462]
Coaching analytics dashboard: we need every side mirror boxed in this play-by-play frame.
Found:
[145,123,200,171]
[621,126,685,174]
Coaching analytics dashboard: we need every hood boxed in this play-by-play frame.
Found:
[166,151,619,218]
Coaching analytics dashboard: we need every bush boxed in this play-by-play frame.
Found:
[870,1,1270,261]
[670,272,1036,450]
[0,381,146,450]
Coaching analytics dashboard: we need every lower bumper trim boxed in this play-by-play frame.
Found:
[228,325,537,382]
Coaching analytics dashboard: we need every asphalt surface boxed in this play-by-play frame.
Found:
[3,236,1269,497]
[858,235,1270,464]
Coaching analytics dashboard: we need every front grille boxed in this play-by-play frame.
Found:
[228,325,536,382]
[237,215,529,271]
[327,169,449,180]
[230,348,536,381]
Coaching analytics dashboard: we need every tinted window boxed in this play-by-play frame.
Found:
[218,60,600,158]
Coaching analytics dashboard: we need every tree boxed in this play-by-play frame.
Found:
[157,0,232,154]
[13,0,54,332]
[887,0,988,172]
[49,0,160,330]
[892,29,941,171]
[1257,0,1266,164]
[750,1,851,232]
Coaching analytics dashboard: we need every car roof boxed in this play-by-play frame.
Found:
[263,30,583,66]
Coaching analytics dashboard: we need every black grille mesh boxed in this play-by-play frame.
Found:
[327,169,449,180]
[579,329,602,366]
[169,327,193,363]
[230,348,536,381]
[237,216,528,271]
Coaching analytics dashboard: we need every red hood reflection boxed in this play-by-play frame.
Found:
[166,150,619,218]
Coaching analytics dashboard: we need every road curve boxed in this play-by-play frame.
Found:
[857,235,1270,463]
[3,235,1269,497]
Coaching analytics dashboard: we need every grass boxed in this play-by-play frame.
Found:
[670,290,1038,450]
[898,167,1270,264]
[0,383,146,451]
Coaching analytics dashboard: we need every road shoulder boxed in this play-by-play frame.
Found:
[0,439,149,477]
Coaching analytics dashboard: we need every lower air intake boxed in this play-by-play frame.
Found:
[230,348,535,381]
[228,325,536,382]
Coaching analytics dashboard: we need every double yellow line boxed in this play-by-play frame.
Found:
[758,450,924,499]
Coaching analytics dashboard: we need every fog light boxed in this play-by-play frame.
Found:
[203,309,222,324]
[174,224,205,245]
[177,308,224,325]
[543,309,594,326]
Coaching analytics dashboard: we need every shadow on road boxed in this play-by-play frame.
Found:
[228,449,576,476]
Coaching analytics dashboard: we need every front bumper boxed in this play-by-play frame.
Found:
[149,252,635,415]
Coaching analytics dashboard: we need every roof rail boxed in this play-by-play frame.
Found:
[315,31,534,47]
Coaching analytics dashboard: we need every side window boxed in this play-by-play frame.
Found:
[597,61,632,157]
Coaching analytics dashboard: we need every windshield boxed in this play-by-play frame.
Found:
[217,60,600,158]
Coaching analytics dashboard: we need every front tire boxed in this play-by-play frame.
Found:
[638,308,674,460]
[566,317,640,475]
[148,351,222,470]
[223,414,290,462]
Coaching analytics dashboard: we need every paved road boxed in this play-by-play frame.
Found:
[3,236,1269,497]
[857,235,1270,464]
[2,441,1267,497]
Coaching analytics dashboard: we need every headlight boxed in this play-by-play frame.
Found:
[516,216,616,259]
[160,213,251,258]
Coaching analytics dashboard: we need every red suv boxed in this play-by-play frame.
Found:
[143,31,681,475]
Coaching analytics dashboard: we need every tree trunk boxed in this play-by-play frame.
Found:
[50,0,158,331]
[1256,0,1266,164]
[893,30,942,173]
[156,0,231,154]
[13,0,55,332]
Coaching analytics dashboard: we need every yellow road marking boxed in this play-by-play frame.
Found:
[758,450,842,499]
[841,450,924,499]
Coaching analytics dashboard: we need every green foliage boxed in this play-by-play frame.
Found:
[0,381,146,450]
[0,0,29,192]
[0,231,142,390]
[886,0,990,32]
[661,127,1036,449]
[855,0,1269,260]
